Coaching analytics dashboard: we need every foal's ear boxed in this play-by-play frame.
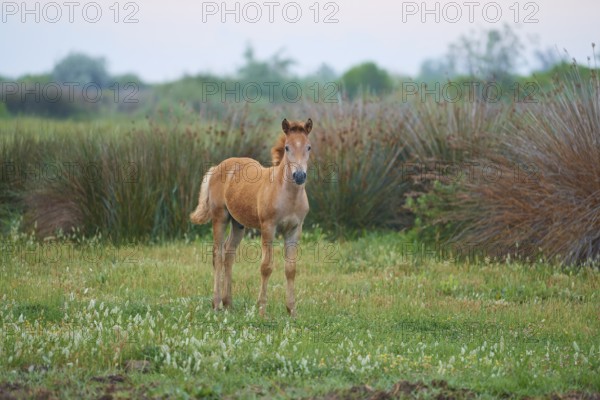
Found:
[305,118,313,134]
[282,118,290,134]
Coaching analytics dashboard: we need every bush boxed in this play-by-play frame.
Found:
[444,64,600,266]
[1,111,270,242]
[399,98,507,246]
[52,53,110,87]
[341,62,393,99]
[288,99,416,235]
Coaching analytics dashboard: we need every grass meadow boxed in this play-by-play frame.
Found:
[1,64,600,398]
[1,232,599,399]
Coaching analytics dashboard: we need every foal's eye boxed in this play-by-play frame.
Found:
[285,145,290,152]
[307,146,312,151]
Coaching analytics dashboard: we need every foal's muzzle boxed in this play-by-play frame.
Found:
[292,171,307,185]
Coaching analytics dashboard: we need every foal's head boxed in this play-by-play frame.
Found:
[281,118,312,185]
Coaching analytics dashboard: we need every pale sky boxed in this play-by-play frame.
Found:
[1,0,598,82]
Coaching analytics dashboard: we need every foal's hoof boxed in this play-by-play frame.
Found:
[258,305,267,318]
[222,301,233,310]
[286,306,297,318]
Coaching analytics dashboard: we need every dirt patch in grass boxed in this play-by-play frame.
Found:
[1,378,599,399]
[90,374,127,384]
[307,380,600,400]
[306,380,475,400]
[546,393,600,400]
[0,381,53,400]
[0,376,146,400]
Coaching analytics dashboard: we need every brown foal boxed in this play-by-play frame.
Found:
[190,118,313,317]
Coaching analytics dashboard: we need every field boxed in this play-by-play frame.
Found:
[1,63,600,398]
[1,232,599,399]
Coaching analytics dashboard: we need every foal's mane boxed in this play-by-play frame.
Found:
[271,135,287,167]
[270,121,308,166]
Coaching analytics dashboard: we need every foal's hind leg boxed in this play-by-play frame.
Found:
[257,224,275,317]
[211,212,228,310]
[222,220,245,309]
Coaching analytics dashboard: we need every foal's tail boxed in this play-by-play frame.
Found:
[190,167,214,225]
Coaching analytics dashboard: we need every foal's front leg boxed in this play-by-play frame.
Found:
[257,224,275,317]
[284,226,302,318]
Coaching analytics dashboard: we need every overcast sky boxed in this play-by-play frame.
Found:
[1,0,598,82]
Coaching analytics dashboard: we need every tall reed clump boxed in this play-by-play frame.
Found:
[293,100,413,236]
[2,101,418,241]
[447,62,600,266]
[400,97,508,244]
[0,137,33,232]
[6,109,271,242]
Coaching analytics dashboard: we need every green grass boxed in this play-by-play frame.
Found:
[1,232,598,398]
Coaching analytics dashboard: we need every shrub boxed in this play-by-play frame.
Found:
[2,111,269,242]
[295,100,413,236]
[399,98,508,245]
[445,63,600,266]
[341,62,393,99]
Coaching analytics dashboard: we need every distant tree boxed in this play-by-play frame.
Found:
[112,73,146,88]
[237,45,295,82]
[418,58,455,83]
[16,73,53,84]
[306,63,338,83]
[52,53,110,87]
[234,45,298,103]
[446,24,526,80]
[341,62,392,98]
[534,47,564,72]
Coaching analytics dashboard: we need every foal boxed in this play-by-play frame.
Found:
[190,118,313,317]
